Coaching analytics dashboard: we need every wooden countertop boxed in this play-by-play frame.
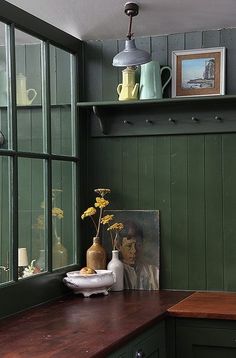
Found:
[0,290,191,358]
[168,291,236,320]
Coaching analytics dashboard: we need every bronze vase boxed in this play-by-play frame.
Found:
[86,237,106,270]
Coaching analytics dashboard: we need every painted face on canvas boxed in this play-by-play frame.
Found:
[119,237,136,265]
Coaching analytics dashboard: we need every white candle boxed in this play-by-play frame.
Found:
[18,247,28,266]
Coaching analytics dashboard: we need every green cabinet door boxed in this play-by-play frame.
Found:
[176,318,236,358]
[108,320,166,358]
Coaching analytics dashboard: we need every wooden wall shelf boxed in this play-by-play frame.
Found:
[77,95,236,137]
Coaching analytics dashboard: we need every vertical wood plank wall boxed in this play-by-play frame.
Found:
[83,29,236,291]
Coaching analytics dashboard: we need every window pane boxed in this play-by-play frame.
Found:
[50,45,74,156]
[18,158,46,278]
[0,156,11,284]
[0,22,10,150]
[52,161,76,269]
[15,30,44,153]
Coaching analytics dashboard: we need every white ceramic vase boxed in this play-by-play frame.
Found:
[107,250,124,291]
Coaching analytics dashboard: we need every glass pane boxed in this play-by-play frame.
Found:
[50,45,74,156]
[15,29,44,153]
[52,160,76,269]
[18,158,46,278]
[0,156,11,284]
[0,22,10,150]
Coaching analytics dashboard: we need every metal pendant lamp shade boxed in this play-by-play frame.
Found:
[112,38,151,67]
[112,2,151,67]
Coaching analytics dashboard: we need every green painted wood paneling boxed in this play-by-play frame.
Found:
[205,135,224,290]
[170,136,188,289]
[202,30,220,48]
[87,133,236,291]
[185,31,203,49]
[222,134,236,291]
[84,28,236,103]
[221,29,236,94]
[151,36,168,65]
[138,137,155,209]
[84,28,236,291]
[102,39,118,101]
[84,40,103,102]
[187,135,206,290]
[121,137,139,209]
[154,136,171,288]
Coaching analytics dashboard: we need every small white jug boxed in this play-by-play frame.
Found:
[16,73,37,105]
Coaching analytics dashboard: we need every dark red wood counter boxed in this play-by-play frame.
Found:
[0,290,191,358]
[168,291,236,320]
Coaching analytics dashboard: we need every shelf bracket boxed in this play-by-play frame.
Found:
[92,106,107,135]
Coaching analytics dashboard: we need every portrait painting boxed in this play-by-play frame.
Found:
[102,210,160,291]
[172,47,225,97]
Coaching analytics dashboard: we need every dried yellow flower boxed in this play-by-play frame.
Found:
[107,223,124,231]
[52,207,64,219]
[81,188,112,238]
[94,197,109,209]
[94,188,111,197]
[101,214,114,224]
[81,207,96,219]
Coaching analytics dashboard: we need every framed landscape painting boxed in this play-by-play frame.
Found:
[102,210,160,291]
[172,47,225,97]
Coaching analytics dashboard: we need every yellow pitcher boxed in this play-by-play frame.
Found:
[117,67,139,101]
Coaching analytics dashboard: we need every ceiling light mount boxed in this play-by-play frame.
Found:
[112,2,151,67]
[124,2,139,17]
[125,2,139,40]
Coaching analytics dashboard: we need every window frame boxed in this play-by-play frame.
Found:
[0,1,83,319]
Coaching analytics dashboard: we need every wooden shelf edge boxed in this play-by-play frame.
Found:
[77,94,236,108]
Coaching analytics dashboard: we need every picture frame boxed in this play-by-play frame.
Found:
[102,210,160,290]
[172,47,226,98]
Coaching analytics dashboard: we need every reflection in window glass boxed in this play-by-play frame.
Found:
[0,22,10,150]
[15,29,44,153]
[18,158,46,278]
[52,160,76,269]
[50,45,74,156]
[0,156,11,284]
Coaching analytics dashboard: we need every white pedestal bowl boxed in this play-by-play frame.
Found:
[63,269,115,297]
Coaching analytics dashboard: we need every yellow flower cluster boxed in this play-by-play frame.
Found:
[81,207,96,219]
[107,223,124,231]
[52,207,64,219]
[101,214,114,224]
[101,217,124,250]
[81,188,111,238]
[95,197,109,209]
[81,189,124,247]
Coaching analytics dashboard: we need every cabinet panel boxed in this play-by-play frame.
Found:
[108,321,166,358]
[176,319,236,358]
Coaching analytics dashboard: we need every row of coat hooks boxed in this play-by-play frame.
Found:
[123,116,222,125]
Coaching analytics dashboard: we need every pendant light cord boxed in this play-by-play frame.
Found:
[127,14,134,40]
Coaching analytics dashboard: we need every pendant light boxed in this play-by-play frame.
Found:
[112,2,151,67]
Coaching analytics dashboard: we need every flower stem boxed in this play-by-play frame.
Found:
[96,207,103,237]
[90,215,98,233]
